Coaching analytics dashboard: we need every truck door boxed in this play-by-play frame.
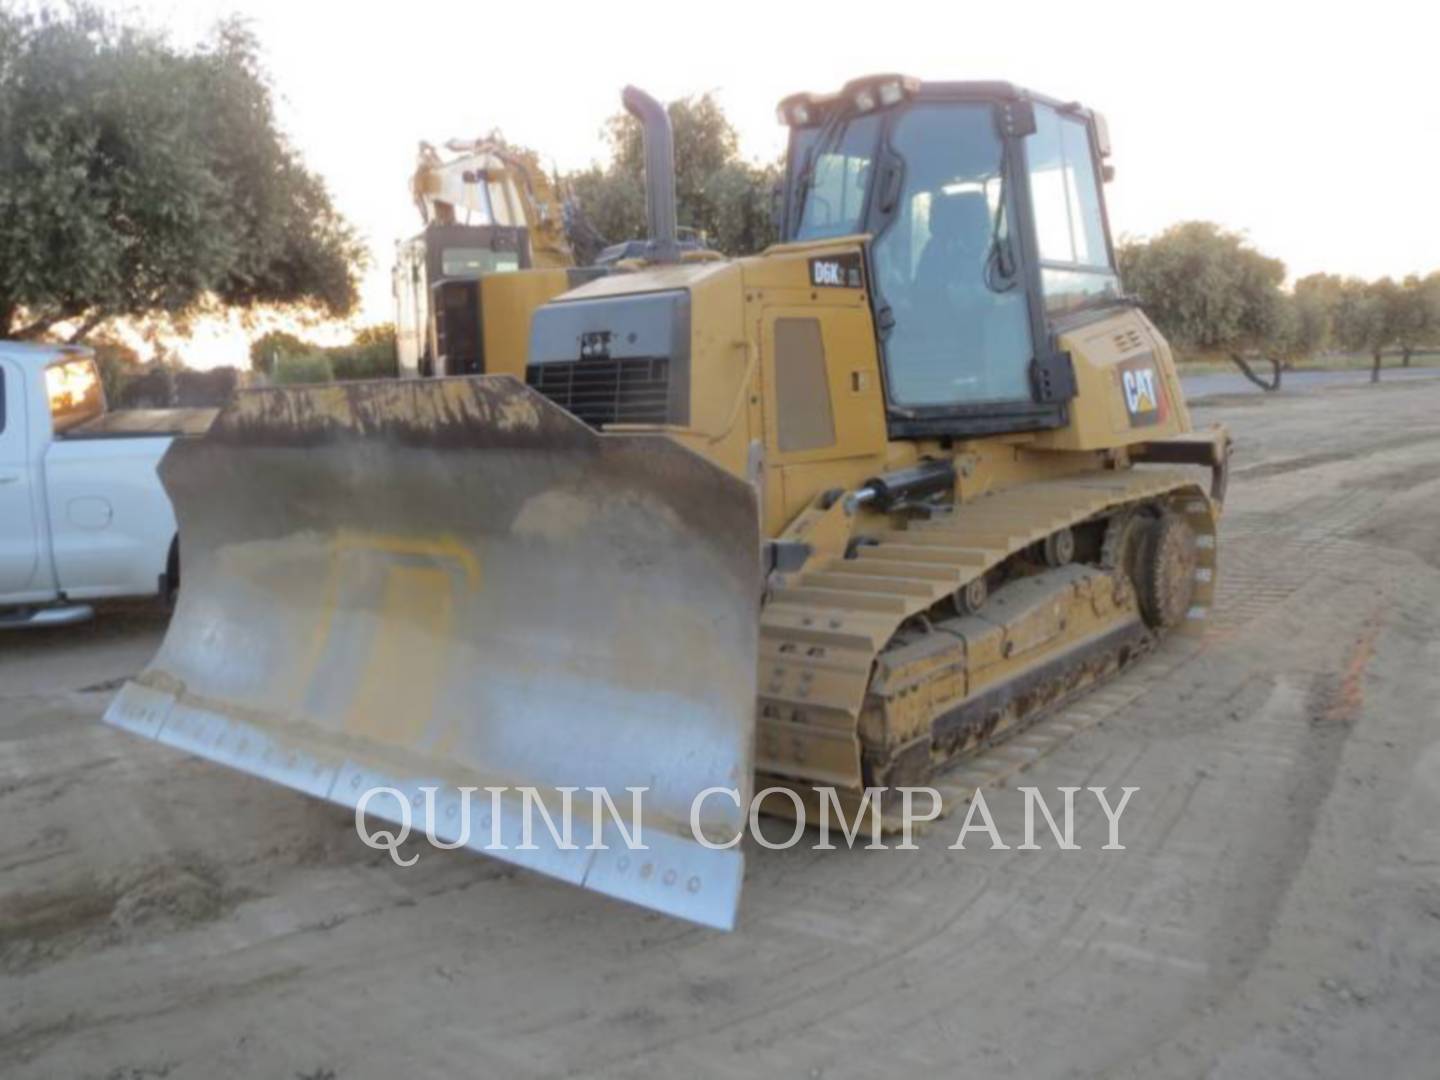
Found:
[0,358,40,594]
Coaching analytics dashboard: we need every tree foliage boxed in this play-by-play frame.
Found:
[1330,277,1402,383]
[89,335,142,405]
[248,330,309,376]
[1118,222,1288,354]
[248,323,397,381]
[273,353,333,385]
[0,5,365,341]
[1394,273,1440,364]
[564,93,780,261]
[1120,224,1440,386]
[1118,222,1293,388]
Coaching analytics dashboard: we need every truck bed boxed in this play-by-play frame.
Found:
[65,408,218,439]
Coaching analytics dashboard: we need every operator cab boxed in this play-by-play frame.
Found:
[777,76,1122,438]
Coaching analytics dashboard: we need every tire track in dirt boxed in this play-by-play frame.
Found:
[1233,430,1440,480]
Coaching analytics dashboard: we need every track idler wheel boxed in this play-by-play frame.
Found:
[1133,511,1198,630]
[1043,527,1075,567]
[953,574,988,616]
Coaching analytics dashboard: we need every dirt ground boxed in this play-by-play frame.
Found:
[3,377,1440,1079]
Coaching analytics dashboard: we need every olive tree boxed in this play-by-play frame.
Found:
[1394,273,1440,367]
[0,6,364,342]
[1329,278,1399,383]
[1118,222,1291,390]
[565,93,781,260]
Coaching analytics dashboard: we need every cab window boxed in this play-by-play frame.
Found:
[441,247,521,276]
[46,357,104,433]
[795,112,881,241]
[1026,105,1120,314]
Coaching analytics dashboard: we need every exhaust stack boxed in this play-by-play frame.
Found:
[621,86,680,264]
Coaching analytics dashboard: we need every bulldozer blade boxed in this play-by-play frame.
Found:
[104,377,761,929]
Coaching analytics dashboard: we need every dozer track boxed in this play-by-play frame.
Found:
[755,468,1217,821]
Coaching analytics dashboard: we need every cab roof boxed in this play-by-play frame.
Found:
[776,74,1094,128]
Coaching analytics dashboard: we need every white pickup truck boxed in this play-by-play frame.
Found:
[0,341,215,628]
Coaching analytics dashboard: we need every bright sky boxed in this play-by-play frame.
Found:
[105,0,1438,368]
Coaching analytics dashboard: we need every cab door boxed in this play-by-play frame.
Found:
[0,358,40,595]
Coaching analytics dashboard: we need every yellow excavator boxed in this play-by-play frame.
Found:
[107,78,1228,930]
[394,136,595,376]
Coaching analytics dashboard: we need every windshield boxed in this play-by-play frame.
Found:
[441,247,520,277]
[793,112,882,241]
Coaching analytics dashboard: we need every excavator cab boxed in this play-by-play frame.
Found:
[395,140,590,377]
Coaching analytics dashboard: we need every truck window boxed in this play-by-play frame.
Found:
[46,357,105,433]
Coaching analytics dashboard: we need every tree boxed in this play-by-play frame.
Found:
[248,330,309,376]
[0,6,364,342]
[1288,285,1332,361]
[565,93,781,259]
[1424,273,1440,359]
[330,323,397,379]
[1330,278,1398,383]
[327,324,397,380]
[249,324,397,382]
[273,353,333,385]
[1118,222,1291,389]
[1293,273,1343,359]
[565,164,646,262]
[353,323,397,348]
[1393,274,1440,367]
[89,336,142,405]
[705,160,784,259]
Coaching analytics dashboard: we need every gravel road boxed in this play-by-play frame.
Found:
[3,375,1439,1079]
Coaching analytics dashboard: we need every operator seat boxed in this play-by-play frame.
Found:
[897,189,1003,399]
[915,189,992,289]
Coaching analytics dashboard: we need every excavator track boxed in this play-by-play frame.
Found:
[755,467,1217,824]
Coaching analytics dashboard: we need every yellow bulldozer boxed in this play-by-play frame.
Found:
[107,78,1229,930]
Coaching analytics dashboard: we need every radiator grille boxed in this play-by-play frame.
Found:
[526,357,671,428]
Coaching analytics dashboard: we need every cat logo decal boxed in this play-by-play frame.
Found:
[1118,358,1166,427]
